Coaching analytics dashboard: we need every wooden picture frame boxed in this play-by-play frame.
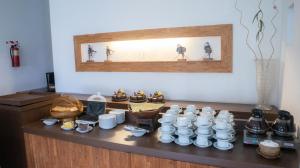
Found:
[74,24,232,73]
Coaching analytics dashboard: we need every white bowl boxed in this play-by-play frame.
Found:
[109,109,126,124]
[99,114,117,129]
[43,119,58,126]
[131,130,146,137]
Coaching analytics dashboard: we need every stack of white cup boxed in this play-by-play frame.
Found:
[174,116,193,146]
[174,105,198,145]
[194,115,213,148]
[157,106,180,143]
[212,110,235,150]
[183,105,198,122]
[192,107,215,148]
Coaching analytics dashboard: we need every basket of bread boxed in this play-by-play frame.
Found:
[50,96,84,120]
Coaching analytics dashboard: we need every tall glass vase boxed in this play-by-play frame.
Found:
[255,59,275,111]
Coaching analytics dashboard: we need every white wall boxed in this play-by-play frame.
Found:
[49,0,283,104]
[280,0,300,132]
[0,0,53,95]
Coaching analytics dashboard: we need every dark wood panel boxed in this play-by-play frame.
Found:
[25,134,217,168]
[23,122,300,168]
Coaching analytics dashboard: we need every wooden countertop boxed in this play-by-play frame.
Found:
[23,122,299,168]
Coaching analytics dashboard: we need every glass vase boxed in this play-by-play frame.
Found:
[255,59,275,111]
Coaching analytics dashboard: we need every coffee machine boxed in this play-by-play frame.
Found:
[243,109,298,149]
[46,72,55,92]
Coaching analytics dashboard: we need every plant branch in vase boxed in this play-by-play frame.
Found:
[235,0,279,110]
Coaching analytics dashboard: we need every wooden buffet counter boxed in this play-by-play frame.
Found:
[23,122,299,168]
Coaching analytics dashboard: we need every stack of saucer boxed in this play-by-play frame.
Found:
[212,110,235,150]
[158,113,176,143]
[174,116,193,146]
[194,115,213,148]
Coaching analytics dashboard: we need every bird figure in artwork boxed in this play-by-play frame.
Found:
[176,44,186,59]
[106,46,114,61]
[204,42,213,60]
[88,45,96,62]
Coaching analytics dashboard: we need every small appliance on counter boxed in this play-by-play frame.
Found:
[271,110,296,137]
[46,72,56,92]
[243,109,298,149]
[245,108,269,135]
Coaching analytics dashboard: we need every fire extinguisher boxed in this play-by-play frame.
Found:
[6,41,20,67]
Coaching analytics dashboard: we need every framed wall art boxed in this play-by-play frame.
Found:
[74,24,232,72]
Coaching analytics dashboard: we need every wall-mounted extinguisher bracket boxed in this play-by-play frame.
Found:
[6,41,20,67]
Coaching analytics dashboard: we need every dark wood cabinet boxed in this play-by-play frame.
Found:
[24,133,217,168]
[0,92,58,168]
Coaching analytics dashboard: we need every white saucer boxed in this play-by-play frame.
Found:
[194,123,213,129]
[193,140,212,148]
[212,135,235,141]
[212,125,233,132]
[158,127,176,134]
[159,136,175,143]
[175,130,194,137]
[195,131,213,138]
[158,118,174,124]
[173,123,193,128]
[213,142,234,151]
[174,138,193,146]
[76,126,93,133]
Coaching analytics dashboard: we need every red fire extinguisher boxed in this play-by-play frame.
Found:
[6,41,20,67]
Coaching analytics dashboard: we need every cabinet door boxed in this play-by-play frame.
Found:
[131,154,217,168]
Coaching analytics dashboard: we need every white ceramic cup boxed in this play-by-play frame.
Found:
[161,134,173,141]
[166,109,178,115]
[196,136,209,146]
[196,128,211,135]
[170,104,181,112]
[161,125,174,132]
[176,116,189,127]
[184,113,195,122]
[162,113,176,122]
[186,105,196,112]
[215,119,229,130]
[216,131,234,139]
[177,127,191,135]
[200,112,214,121]
[178,136,190,144]
[184,109,195,115]
[196,116,210,126]
[217,139,231,148]
[109,109,125,124]
[98,114,117,129]
[202,106,213,113]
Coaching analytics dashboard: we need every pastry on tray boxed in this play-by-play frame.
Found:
[50,96,83,120]
[148,91,165,103]
[112,89,128,102]
[128,103,164,121]
[129,90,147,103]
